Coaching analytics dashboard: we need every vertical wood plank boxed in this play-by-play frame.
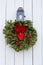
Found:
[0,0,6,65]
[42,0,43,65]
[14,0,23,65]
[7,0,16,20]
[6,0,15,65]
[33,0,42,65]
[24,0,32,65]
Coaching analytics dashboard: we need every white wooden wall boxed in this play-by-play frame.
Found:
[0,0,42,65]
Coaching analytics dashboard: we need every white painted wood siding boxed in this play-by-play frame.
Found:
[0,0,42,65]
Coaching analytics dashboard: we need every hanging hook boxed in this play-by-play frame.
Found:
[16,7,25,21]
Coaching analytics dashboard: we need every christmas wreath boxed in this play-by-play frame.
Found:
[3,20,37,52]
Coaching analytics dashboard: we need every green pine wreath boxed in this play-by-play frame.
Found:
[3,20,37,52]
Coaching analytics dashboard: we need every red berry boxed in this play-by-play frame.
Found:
[16,41,20,46]
[29,34,32,37]
[26,34,32,39]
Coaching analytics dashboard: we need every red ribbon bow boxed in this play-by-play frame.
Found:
[15,24,26,40]
[15,24,26,33]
